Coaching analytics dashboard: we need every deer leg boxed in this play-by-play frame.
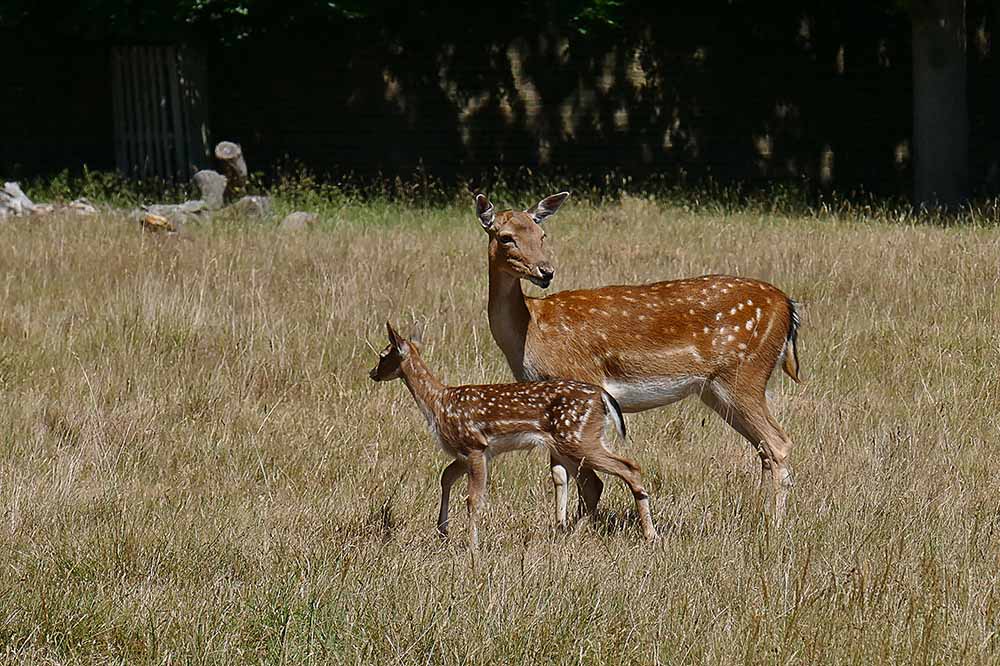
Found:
[765,415,794,526]
[550,456,569,530]
[702,386,794,527]
[575,467,604,522]
[438,459,467,538]
[584,451,658,542]
[465,452,488,550]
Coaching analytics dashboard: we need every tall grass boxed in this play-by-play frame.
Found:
[1,195,999,664]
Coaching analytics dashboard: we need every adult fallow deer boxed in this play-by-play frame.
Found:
[369,322,658,548]
[474,192,801,526]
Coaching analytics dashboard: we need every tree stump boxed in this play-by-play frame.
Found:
[68,198,98,215]
[192,170,227,210]
[135,200,207,231]
[139,212,178,234]
[214,141,247,200]
[280,211,319,231]
[231,195,272,218]
[1,182,36,216]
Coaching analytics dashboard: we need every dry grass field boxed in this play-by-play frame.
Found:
[1,196,999,664]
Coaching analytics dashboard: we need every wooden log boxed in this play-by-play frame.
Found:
[136,200,208,231]
[138,212,178,234]
[214,141,247,200]
[192,170,227,210]
[68,198,98,215]
[231,195,272,218]
[0,190,15,218]
[280,211,319,231]
[1,182,36,216]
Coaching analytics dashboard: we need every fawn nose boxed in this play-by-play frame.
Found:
[538,266,554,286]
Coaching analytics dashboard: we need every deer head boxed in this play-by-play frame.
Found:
[369,321,421,382]
[474,192,569,289]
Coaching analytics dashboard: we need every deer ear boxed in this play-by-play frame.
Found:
[526,191,570,224]
[386,321,408,354]
[475,193,495,230]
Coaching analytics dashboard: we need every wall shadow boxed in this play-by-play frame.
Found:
[1,1,996,197]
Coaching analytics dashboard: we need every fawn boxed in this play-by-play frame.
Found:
[368,322,658,548]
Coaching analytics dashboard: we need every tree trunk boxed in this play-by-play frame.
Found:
[912,0,968,207]
[214,141,247,201]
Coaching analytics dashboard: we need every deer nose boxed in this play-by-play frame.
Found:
[539,266,554,281]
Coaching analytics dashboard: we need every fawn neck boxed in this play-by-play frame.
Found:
[399,353,446,425]
[487,262,531,380]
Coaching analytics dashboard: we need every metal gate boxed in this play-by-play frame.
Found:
[111,45,210,181]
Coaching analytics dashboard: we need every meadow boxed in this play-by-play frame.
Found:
[1,194,998,664]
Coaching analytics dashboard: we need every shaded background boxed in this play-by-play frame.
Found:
[0,0,996,197]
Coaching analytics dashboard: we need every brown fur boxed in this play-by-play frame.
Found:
[475,193,801,524]
[370,322,658,547]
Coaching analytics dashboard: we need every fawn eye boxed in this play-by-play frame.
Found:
[498,235,516,246]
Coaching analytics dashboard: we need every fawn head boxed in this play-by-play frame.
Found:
[369,321,422,382]
[474,192,569,289]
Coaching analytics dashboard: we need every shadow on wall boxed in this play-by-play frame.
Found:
[1,1,996,196]
[210,2,936,194]
[0,40,115,177]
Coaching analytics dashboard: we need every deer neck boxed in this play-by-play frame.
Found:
[487,264,532,380]
[399,354,446,430]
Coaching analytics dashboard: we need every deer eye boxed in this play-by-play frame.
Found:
[498,235,516,246]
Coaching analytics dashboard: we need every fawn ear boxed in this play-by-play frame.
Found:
[475,193,495,231]
[526,191,570,224]
[386,321,408,354]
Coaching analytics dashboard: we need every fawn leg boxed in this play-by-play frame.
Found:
[438,459,467,538]
[586,450,658,542]
[575,467,603,523]
[465,451,488,550]
[550,456,569,530]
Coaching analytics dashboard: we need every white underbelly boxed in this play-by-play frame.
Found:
[487,432,550,457]
[603,377,706,412]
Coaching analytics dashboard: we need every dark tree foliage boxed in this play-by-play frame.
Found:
[0,0,629,42]
[1,0,994,201]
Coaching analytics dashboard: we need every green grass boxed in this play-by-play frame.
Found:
[1,195,999,664]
